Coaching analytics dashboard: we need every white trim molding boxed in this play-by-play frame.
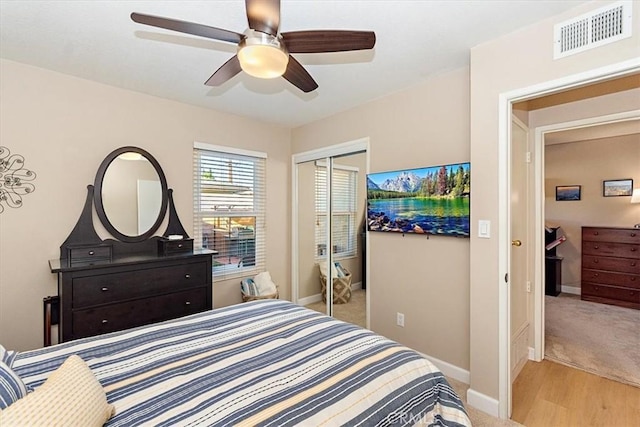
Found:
[418,352,470,385]
[467,389,500,418]
[194,141,267,159]
[561,285,581,295]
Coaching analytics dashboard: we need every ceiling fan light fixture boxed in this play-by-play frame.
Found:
[238,30,289,79]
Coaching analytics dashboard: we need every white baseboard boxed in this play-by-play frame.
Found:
[528,346,535,360]
[299,283,364,306]
[466,388,500,418]
[417,351,499,417]
[298,294,322,306]
[561,285,581,295]
[417,352,470,385]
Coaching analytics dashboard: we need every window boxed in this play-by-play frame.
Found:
[315,162,358,259]
[193,143,266,280]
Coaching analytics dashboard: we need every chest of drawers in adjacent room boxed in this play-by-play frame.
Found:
[55,253,213,342]
[581,226,639,310]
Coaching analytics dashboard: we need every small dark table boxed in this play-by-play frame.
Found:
[545,256,562,296]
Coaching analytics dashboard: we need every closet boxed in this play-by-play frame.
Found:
[292,141,368,325]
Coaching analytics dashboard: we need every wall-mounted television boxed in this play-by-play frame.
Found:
[367,162,470,237]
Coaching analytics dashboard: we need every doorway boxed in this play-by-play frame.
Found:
[499,60,640,418]
[292,139,369,327]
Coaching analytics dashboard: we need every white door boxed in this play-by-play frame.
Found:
[510,117,531,387]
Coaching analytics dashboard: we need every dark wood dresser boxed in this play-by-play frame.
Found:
[50,250,213,342]
[581,226,640,309]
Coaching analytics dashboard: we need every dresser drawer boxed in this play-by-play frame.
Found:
[582,241,640,259]
[72,260,209,308]
[158,238,194,256]
[582,255,640,275]
[582,269,640,289]
[71,287,208,339]
[582,283,640,305]
[582,227,640,244]
[67,245,112,266]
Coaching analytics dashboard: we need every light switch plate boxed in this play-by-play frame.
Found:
[478,220,491,238]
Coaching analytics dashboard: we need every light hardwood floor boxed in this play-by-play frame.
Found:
[512,360,640,426]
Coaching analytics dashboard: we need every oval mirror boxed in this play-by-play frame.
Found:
[94,146,168,243]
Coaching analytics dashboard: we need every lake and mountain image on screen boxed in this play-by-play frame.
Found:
[367,163,470,237]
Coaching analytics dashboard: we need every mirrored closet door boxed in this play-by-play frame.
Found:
[293,144,368,328]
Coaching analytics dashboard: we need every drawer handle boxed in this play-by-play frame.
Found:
[101,319,108,324]
[593,273,599,277]
[594,286,599,291]
[594,245,599,249]
[631,233,637,237]
[632,262,637,267]
[178,244,183,248]
[185,274,191,279]
[101,287,109,292]
[593,259,599,263]
[631,248,637,252]
[632,277,636,282]
[88,251,95,256]
[594,231,599,235]
[185,301,191,305]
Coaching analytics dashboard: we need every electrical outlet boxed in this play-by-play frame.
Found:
[526,281,531,292]
[396,312,405,327]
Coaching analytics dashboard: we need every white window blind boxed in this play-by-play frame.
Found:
[315,163,357,259]
[193,146,266,280]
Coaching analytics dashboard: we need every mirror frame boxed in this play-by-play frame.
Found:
[94,146,168,243]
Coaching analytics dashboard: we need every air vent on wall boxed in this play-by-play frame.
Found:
[554,1,633,59]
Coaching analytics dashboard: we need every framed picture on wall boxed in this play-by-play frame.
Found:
[555,185,581,201]
[603,179,633,197]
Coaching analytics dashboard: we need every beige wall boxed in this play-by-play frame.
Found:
[0,59,291,351]
[545,134,640,287]
[470,0,640,401]
[292,67,471,370]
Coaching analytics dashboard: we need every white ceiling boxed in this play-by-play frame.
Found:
[0,1,588,128]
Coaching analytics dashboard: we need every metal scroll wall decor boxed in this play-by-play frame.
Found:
[0,146,37,213]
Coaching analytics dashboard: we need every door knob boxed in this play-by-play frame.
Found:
[511,240,522,247]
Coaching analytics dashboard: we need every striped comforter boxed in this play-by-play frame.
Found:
[13,300,470,426]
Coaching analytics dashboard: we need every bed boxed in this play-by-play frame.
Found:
[3,300,470,426]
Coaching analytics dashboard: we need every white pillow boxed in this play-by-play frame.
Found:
[253,271,277,295]
[318,261,339,278]
[0,355,114,426]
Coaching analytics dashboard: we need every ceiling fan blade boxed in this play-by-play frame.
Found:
[282,56,318,93]
[245,0,280,36]
[282,30,376,53]
[131,12,243,44]
[205,55,242,86]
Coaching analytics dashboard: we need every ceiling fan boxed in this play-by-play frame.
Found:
[131,0,376,93]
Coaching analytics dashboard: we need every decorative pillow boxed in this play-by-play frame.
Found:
[0,361,28,410]
[0,355,115,426]
[335,262,349,278]
[241,278,259,296]
[318,261,340,278]
[0,345,17,367]
[253,271,277,295]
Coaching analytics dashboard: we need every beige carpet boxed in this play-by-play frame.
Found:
[305,289,367,328]
[306,290,522,425]
[545,294,640,388]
